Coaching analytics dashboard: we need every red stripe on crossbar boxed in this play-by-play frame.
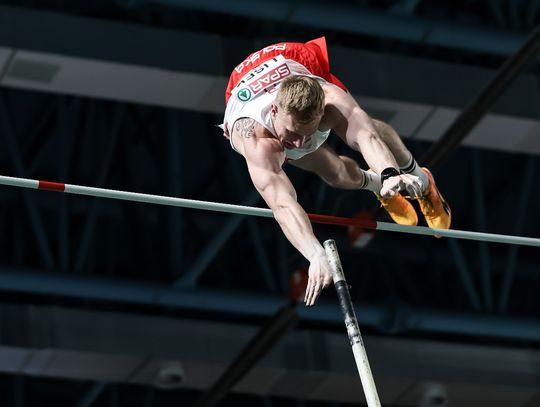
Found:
[38,181,65,192]
[307,213,377,229]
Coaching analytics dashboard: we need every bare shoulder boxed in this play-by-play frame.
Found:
[321,81,349,104]
[231,118,262,156]
[320,82,362,131]
[232,118,258,139]
[231,118,284,163]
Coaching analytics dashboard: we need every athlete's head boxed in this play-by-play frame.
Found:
[271,75,325,149]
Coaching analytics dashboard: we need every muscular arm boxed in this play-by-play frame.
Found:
[232,118,331,305]
[323,85,398,173]
[322,85,423,197]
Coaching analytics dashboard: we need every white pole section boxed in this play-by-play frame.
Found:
[324,239,381,407]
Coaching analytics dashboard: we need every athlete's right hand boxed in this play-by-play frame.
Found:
[380,174,423,199]
[305,254,333,306]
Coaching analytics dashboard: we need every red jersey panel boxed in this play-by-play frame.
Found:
[225,37,347,103]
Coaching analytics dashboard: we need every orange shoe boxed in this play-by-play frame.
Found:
[417,168,451,233]
[377,192,418,226]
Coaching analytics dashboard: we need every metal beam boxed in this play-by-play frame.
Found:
[166,110,183,278]
[246,218,278,291]
[0,93,55,269]
[193,303,298,407]
[74,104,124,273]
[118,0,528,57]
[25,100,58,176]
[471,151,493,311]
[421,22,540,170]
[447,239,483,312]
[231,158,276,291]
[175,190,260,286]
[1,268,540,341]
[76,382,107,407]
[498,156,536,313]
[57,97,78,272]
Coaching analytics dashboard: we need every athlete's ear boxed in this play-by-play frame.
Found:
[271,103,278,117]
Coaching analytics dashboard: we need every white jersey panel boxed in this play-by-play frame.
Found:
[223,55,330,160]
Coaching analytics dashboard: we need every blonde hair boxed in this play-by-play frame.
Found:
[275,75,324,123]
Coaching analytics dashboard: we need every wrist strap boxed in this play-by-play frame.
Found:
[380,167,400,183]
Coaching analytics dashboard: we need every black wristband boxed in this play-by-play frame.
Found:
[380,167,400,183]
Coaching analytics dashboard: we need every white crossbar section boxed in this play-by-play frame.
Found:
[1,175,539,247]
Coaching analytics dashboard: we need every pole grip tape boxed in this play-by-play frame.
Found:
[335,280,362,346]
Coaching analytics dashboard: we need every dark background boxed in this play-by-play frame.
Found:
[0,1,539,406]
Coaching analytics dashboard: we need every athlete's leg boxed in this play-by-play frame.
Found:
[290,144,418,225]
[289,144,379,191]
[371,119,451,230]
[371,119,422,175]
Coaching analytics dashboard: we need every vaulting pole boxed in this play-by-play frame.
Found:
[324,239,381,407]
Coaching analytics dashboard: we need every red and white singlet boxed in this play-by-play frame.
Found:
[222,37,346,160]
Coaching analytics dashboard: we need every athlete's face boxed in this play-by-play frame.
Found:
[271,104,322,150]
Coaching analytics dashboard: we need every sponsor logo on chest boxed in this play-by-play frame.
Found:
[248,63,291,94]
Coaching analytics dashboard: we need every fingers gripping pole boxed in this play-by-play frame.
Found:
[324,239,381,407]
